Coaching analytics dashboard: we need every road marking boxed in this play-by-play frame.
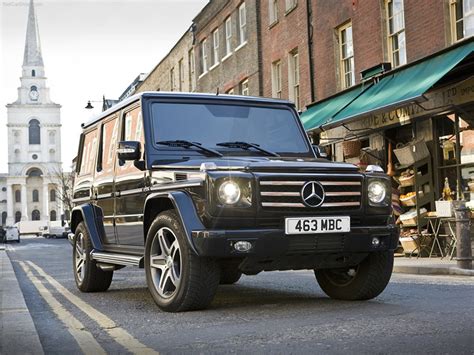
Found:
[26,261,158,354]
[19,262,107,355]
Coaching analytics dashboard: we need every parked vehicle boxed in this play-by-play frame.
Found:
[5,226,20,243]
[15,221,45,236]
[40,221,70,239]
[70,92,398,312]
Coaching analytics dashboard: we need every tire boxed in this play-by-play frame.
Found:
[220,265,242,285]
[314,251,394,301]
[73,222,113,292]
[145,211,220,312]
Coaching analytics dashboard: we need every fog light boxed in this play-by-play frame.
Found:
[372,237,380,247]
[233,241,252,252]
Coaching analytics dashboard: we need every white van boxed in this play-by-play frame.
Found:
[40,221,70,239]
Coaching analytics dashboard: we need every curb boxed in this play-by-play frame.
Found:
[393,265,474,276]
[0,248,44,354]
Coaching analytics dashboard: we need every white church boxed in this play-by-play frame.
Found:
[0,0,63,226]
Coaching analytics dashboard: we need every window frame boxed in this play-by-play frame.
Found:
[269,0,279,25]
[200,38,208,74]
[450,0,474,42]
[288,49,300,109]
[225,17,232,56]
[188,48,196,91]
[239,2,247,45]
[338,22,355,89]
[169,67,175,91]
[212,28,220,66]
[178,58,184,92]
[241,79,249,96]
[385,0,407,68]
[271,60,282,98]
[285,0,297,13]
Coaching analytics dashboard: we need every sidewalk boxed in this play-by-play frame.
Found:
[0,246,44,354]
[393,256,474,276]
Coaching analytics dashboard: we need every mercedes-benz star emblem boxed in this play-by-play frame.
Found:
[301,181,325,207]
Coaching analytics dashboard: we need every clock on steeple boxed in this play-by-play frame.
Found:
[29,86,39,101]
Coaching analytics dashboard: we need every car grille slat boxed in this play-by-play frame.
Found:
[258,174,363,212]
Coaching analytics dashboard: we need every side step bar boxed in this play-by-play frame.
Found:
[91,251,143,268]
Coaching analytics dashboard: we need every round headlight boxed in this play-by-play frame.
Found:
[368,181,387,204]
[218,181,241,205]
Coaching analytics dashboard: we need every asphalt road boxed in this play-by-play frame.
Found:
[5,236,474,354]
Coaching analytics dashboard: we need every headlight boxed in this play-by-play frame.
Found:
[368,181,387,204]
[218,181,241,205]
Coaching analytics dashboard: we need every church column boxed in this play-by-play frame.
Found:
[42,183,49,221]
[21,183,28,221]
[6,183,14,225]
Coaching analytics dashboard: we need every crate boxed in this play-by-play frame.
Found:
[393,140,430,166]
[435,200,454,217]
[343,140,362,158]
[398,174,415,187]
[400,236,419,254]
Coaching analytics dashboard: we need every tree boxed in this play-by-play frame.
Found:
[49,168,75,223]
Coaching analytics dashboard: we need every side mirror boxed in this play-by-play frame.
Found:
[117,141,141,161]
[312,145,328,159]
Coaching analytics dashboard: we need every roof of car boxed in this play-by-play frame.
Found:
[81,91,295,129]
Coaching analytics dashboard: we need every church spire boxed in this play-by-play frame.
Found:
[23,0,43,67]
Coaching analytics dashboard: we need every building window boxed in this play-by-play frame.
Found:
[15,211,21,223]
[188,48,196,91]
[288,49,300,109]
[200,39,208,74]
[451,0,474,42]
[271,60,282,98]
[32,210,40,221]
[269,0,278,25]
[50,210,57,221]
[225,17,232,55]
[212,29,220,66]
[169,67,175,91]
[2,212,7,226]
[32,69,36,77]
[178,59,184,91]
[50,189,56,202]
[285,0,297,12]
[33,189,39,202]
[29,119,41,144]
[386,0,407,67]
[339,23,355,89]
[15,190,21,203]
[226,88,235,95]
[239,2,247,45]
[240,79,249,96]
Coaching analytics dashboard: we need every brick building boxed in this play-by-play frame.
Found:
[193,0,261,95]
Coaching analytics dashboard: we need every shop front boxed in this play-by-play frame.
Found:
[301,38,474,258]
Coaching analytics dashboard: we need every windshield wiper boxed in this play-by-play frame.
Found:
[156,140,223,157]
[216,141,280,157]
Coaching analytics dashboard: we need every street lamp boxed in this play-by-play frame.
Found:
[84,97,105,110]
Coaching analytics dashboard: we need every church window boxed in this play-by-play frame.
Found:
[32,70,36,77]
[15,190,21,203]
[50,189,56,202]
[32,210,40,221]
[33,189,39,202]
[29,119,41,144]
[15,211,22,223]
[27,168,42,177]
[50,210,57,221]
[2,212,7,226]
[49,131,56,144]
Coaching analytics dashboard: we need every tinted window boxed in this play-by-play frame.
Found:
[79,129,98,176]
[151,102,309,155]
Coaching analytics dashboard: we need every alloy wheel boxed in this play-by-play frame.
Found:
[75,232,86,282]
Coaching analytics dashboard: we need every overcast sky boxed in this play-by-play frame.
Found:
[0,0,208,172]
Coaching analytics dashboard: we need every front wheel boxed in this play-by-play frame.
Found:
[145,211,220,312]
[314,251,394,300]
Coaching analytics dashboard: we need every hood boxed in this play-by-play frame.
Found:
[150,156,359,173]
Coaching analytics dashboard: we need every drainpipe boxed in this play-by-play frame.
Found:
[306,0,316,103]
[256,0,264,97]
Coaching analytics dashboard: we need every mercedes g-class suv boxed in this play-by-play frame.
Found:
[70,92,398,312]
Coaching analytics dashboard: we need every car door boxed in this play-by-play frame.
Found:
[114,104,146,246]
[93,114,119,245]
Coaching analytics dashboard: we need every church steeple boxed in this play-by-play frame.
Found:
[23,0,43,67]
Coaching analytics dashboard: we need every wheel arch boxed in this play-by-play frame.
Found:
[70,204,105,251]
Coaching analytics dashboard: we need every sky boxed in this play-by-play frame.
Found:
[0,0,208,172]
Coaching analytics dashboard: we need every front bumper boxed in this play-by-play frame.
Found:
[192,225,399,258]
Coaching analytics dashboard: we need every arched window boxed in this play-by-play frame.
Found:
[32,210,40,221]
[15,211,22,223]
[50,210,57,221]
[29,119,41,144]
[27,168,42,177]
[2,212,7,226]
[50,189,56,202]
[33,189,39,202]
[15,190,21,203]
[32,70,36,77]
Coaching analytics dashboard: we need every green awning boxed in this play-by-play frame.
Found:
[301,39,474,131]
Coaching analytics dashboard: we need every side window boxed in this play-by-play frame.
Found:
[79,129,98,176]
[97,115,118,175]
[118,107,144,172]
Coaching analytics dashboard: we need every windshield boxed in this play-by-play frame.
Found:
[151,102,311,156]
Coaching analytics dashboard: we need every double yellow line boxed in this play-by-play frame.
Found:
[19,261,158,354]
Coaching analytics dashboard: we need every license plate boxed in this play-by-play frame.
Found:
[285,216,351,235]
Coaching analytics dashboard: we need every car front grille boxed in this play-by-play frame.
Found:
[258,174,363,211]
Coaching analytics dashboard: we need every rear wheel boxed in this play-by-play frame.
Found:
[314,251,394,300]
[145,211,220,312]
[73,222,113,292]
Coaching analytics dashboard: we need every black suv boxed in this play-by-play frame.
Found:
[70,92,398,312]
